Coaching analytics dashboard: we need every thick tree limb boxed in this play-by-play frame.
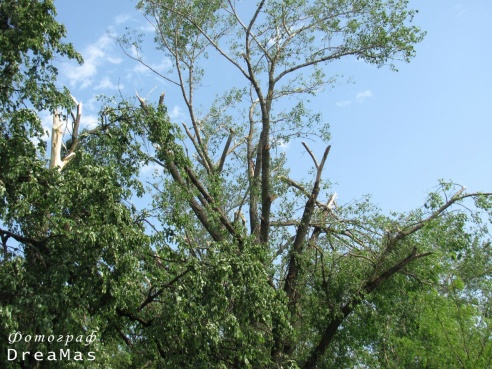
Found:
[373,187,483,272]
[302,249,431,369]
[138,268,191,312]
[258,73,276,244]
[65,98,83,159]
[50,110,76,171]
[247,99,260,238]
[0,228,48,254]
[284,145,330,306]
[116,308,152,327]
[153,157,225,242]
[184,166,243,245]
[217,130,233,172]
[302,141,319,169]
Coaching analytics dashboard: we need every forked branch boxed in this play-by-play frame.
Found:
[284,145,331,306]
[50,100,82,171]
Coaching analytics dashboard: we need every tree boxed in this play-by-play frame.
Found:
[106,0,492,368]
[0,2,150,368]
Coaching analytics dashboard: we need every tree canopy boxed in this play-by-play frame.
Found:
[1,1,149,367]
[1,1,491,368]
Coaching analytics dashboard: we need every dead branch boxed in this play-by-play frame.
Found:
[302,141,319,169]
[217,130,234,172]
[50,109,77,171]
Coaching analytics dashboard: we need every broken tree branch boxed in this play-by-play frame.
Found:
[302,141,319,170]
[217,130,234,172]
[284,145,331,308]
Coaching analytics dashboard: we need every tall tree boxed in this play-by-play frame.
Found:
[109,0,492,368]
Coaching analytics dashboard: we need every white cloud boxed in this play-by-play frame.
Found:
[95,76,122,91]
[336,100,351,107]
[277,139,291,151]
[115,14,132,25]
[32,111,53,146]
[356,90,373,103]
[168,105,183,119]
[139,22,156,32]
[64,63,96,89]
[62,33,121,89]
[129,44,140,59]
[107,56,123,64]
[335,90,373,107]
[84,96,100,112]
[140,162,160,177]
[79,114,100,130]
[132,59,172,75]
[132,62,149,74]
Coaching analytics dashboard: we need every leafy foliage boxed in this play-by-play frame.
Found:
[1,1,491,369]
[0,2,149,368]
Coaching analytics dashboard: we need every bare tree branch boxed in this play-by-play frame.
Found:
[284,145,330,306]
[302,142,319,170]
[217,130,234,172]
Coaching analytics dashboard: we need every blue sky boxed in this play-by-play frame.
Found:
[53,0,492,213]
